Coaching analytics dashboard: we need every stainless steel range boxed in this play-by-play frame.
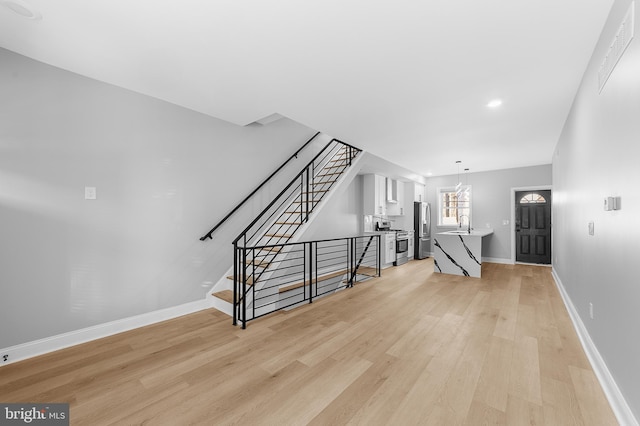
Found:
[374,220,409,266]
[393,230,409,266]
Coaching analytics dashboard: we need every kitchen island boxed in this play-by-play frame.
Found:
[433,229,493,278]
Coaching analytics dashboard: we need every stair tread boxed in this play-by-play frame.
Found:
[226,275,256,285]
[246,260,271,268]
[279,269,348,293]
[301,190,329,194]
[259,247,282,253]
[212,290,234,304]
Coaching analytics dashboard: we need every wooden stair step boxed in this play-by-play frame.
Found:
[316,172,343,177]
[264,234,293,239]
[342,266,378,283]
[226,275,256,285]
[212,290,234,304]
[245,260,271,268]
[275,221,301,225]
[313,180,337,185]
[259,247,282,253]
[278,269,348,293]
[355,266,377,275]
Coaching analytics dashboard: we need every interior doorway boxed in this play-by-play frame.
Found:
[514,189,552,264]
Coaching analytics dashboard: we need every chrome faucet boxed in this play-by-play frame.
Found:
[459,215,471,234]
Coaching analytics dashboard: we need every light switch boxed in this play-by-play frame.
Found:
[588,221,594,236]
[85,187,97,200]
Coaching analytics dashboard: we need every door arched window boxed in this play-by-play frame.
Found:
[519,193,547,204]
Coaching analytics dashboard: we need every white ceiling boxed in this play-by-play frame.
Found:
[0,0,614,176]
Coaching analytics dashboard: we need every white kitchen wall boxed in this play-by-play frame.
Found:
[426,165,552,261]
[553,0,640,420]
[0,48,321,348]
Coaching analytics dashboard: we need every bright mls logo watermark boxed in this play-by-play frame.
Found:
[1,404,68,425]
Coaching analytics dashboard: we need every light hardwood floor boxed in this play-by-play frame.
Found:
[1,259,618,425]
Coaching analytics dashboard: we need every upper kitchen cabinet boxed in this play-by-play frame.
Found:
[386,179,405,216]
[363,174,387,216]
[410,182,426,202]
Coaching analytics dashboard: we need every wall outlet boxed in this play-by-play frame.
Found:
[589,302,594,319]
[2,354,8,362]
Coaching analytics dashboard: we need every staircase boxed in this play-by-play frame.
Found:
[203,138,380,327]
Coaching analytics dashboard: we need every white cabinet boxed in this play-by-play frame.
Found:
[408,231,415,259]
[413,183,426,202]
[363,174,387,216]
[384,233,395,264]
[386,180,405,216]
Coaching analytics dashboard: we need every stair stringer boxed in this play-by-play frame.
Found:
[207,150,367,316]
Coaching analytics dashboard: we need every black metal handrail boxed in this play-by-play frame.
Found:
[200,131,321,241]
[233,235,381,328]
[232,138,360,247]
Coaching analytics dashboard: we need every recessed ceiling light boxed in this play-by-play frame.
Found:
[487,99,503,108]
[1,0,42,20]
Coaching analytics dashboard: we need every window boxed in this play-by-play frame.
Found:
[519,193,547,204]
[438,186,471,227]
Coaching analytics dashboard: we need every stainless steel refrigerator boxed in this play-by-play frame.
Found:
[414,202,431,259]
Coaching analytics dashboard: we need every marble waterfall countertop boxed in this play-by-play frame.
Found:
[433,228,494,278]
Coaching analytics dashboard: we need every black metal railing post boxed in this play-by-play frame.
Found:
[252,247,256,321]
[309,241,314,304]
[242,246,247,329]
[305,168,310,222]
[351,237,355,287]
[233,242,238,326]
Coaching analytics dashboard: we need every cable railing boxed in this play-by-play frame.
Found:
[231,139,361,288]
[233,235,381,328]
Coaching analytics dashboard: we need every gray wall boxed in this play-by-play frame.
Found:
[553,0,640,418]
[426,165,552,260]
[0,48,320,348]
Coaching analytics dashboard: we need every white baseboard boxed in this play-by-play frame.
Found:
[551,268,638,426]
[0,298,212,367]
[482,257,513,265]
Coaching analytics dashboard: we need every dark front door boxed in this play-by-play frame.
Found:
[515,190,551,264]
